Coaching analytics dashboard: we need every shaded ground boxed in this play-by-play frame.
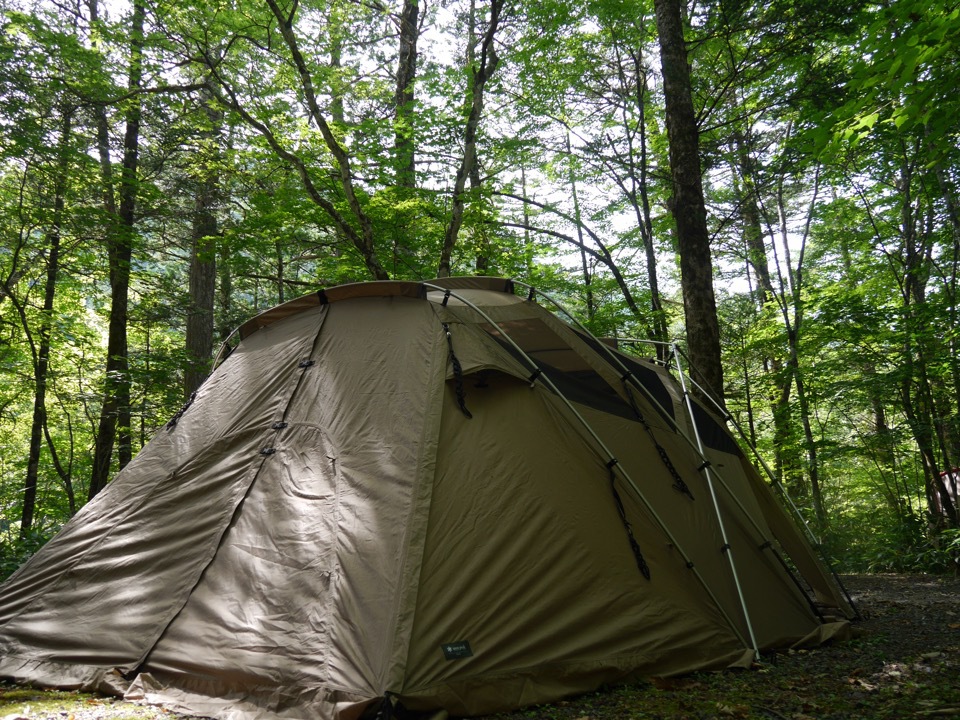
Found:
[2,574,959,719]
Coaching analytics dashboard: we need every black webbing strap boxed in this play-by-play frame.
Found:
[442,323,472,419]
[165,391,197,430]
[607,459,651,580]
[620,378,695,500]
[364,693,395,720]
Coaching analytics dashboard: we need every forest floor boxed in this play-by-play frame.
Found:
[1,574,958,720]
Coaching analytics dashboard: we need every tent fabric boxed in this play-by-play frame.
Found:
[0,277,853,719]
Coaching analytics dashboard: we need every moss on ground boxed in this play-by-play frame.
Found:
[0,683,176,720]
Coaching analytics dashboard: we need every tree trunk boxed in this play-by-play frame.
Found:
[734,130,775,304]
[898,145,957,526]
[20,110,73,538]
[89,0,144,499]
[183,190,218,397]
[394,0,419,188]
[653,0,724,407]
[262,0,387,280]
[89,0,116,218]
[566,132,593,319]
[217,239,233,342]
[183,86,221,398]
[731,129,798,491]
[437,0,503,278]
[618,47,666,350]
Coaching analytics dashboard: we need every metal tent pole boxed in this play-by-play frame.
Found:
[509,282,830,647]
[669,344,761,659]
[513,285,798,548]
[670,347,862,620]
[422,282,753,650]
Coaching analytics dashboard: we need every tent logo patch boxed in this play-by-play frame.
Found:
[441,641,473,660]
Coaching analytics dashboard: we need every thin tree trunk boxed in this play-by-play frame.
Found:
[437,0,503,278]
[89,0,116,218]
[263,0,387,280]
[897,143,957,526]
[734,130,775,304]
[520,164,533,273]
[89,0,144,499]
[653,0,724,407]
[619,47,667,349]
[931,158,960,473]
[20,110,73,538]
[630,49,668,352]
[217,240,233,342]
[567,132,593,319]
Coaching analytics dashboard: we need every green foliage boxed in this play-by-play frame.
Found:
[0,525,51,582]
[0,0,957,579]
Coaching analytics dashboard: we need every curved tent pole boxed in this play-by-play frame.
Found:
[670,346,862,621]
[511,291,831,567]
[512,285,794,542]
[601,339,835,620]
[611,333,858,621]
[602,339,820,541]
[422,282,754,652]
[672,346,819,543]
[508,282,761,658]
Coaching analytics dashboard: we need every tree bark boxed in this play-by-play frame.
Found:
[89,0,144,499]
[437,0,503,278]
[20,110,73,538]
[183,86,221,398]
[394,0,419,188]
[607,45,667,349]
[567,132,594,319]
[653,0,725,408]
[263,0,387,280]
[897,146,957,526]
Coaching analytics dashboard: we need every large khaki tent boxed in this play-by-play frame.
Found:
[0,277,854,719]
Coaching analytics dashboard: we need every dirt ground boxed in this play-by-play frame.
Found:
[1,574,959,719]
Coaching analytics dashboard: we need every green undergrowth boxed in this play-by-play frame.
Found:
[0,683,175,719]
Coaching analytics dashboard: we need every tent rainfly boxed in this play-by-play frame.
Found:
[0,277,855,719]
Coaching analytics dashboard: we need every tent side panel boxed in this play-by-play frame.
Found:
[143,296,447,712]
[399,373,746,715]
[0,307,328,686]
[739,457,855,616]
[580,407,829,649]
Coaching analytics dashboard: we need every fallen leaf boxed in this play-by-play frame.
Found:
[717,702,750,717]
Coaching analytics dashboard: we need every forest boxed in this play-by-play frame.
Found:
[0,0,958,580]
